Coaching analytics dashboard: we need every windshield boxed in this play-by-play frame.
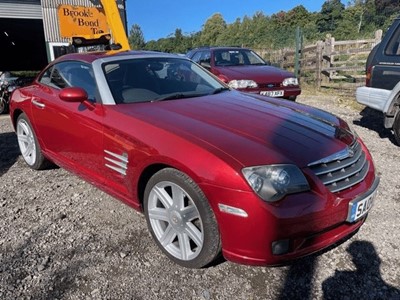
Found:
[103,57,225,104]
[214,49,266,67]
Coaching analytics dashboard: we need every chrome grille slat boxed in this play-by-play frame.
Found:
[308,141,369,193]
[311,142,362,175]
[316,151,366,184]
[326,161,369,192]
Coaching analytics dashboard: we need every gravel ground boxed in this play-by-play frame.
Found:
[0,92,399,300]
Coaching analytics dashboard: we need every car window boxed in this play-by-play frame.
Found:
[199,51,211,65]
[214,49,266,66]
[103,57,223,104]
[385,24,400,55]
[191,51,202,63]
[39,61,98,101]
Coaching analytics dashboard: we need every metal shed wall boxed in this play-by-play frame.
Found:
[0,0,42,19]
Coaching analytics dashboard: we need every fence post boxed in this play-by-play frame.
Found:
[294,27,301,78]
[323,34,335,84]
[316,41,323,89]
[375,29,383,46]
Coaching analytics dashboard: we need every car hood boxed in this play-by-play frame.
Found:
[214,65,294,81]
[116,91,355,168]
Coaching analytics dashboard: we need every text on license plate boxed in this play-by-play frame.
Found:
[347,189,377,223]
[260,90,284,97]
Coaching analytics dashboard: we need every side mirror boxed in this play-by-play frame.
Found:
[59,87,95,110]
[59,87,88,103]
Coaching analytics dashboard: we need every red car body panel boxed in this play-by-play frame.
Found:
[9,51,378,266]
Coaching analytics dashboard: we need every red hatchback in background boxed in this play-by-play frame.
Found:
[186,46,301,101]
[10,51,378,268]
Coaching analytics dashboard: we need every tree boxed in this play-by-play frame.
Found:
[128,24,145,50]
[374,0,399,27]
[317,0,345,33]
[199,13,227,46]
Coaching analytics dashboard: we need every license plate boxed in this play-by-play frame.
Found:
[260,90,284,97]
[346,188,377,223]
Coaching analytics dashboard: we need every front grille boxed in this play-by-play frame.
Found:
[259,82,281,88]
[308,141,369,193]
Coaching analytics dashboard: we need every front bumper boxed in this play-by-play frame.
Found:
[201,171,378,266]
[240,86,301,100]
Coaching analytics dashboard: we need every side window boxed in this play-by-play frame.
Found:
[199,51,211,64]
[385,25,400,55]
[191,51,202,63]
[38,66,53,85]
[51,65,69,89]
[39,61,98,101]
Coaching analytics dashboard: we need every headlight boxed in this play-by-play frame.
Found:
[282,77,299,86]
[7,86,16,93]
[228,80,258,89]
[242,165,309,202]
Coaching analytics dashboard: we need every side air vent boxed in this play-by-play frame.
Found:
[104,150,128,176]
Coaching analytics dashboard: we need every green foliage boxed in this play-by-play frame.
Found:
[317,0,345,33]
[134,1,399,53]
[128,24,145,50]
[199,13,227,46]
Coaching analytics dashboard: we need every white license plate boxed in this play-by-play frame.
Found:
[260,90,284,97]
[346,189,377,222]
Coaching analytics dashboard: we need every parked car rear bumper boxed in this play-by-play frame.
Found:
[356,86,390,112]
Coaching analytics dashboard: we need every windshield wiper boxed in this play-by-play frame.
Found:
[211,87,230,95]
[152,93,200,102]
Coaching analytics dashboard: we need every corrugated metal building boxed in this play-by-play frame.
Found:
[0,0,127,70]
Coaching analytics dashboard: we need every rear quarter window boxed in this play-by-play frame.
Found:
[385,24,400,56]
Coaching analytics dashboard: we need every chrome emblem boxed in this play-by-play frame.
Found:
[308,146,356,166]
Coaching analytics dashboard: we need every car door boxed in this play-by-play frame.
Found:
[30,61,106,184]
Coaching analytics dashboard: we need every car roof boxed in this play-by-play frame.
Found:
[53,50,181,65]
[190,46,252,52]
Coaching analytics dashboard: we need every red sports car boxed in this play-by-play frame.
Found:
[9,51,379,268]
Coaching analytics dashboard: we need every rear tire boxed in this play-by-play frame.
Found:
[393,112,400,146]
[144,168,221,268]
[0,98,7,114]
[16,113,51,170]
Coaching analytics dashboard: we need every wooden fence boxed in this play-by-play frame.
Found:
[254,30,383,90]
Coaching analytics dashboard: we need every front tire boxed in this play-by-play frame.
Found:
[16,113,51,170]
[144,168,221,268]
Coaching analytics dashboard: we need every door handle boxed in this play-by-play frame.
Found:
[31,98,45,109]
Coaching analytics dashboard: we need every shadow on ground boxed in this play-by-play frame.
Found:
[0,131,19,176]
[278,240,399,300]
[353,107,398,146]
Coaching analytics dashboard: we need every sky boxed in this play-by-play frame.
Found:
[125,0,344,42]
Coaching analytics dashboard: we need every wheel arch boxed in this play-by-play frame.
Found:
[10,108,24,130]
[137,163,169,211]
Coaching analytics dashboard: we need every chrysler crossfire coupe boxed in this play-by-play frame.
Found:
[9,51,379,268]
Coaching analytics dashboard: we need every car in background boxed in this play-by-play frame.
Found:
[186,46,301,101]
[356,16,400,144]
[10,50,378,268]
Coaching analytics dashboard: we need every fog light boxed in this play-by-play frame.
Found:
[272,239,290,255]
